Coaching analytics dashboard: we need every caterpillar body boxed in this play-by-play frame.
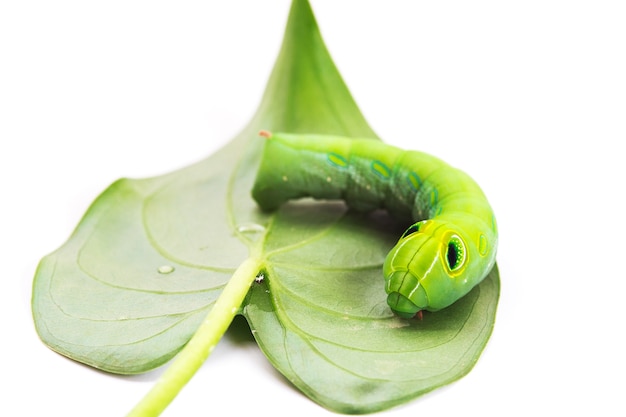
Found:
[252,131,497,318]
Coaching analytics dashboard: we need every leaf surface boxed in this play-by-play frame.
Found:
[32,0,499,412]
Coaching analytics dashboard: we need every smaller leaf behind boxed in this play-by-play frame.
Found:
[32,139,254,373]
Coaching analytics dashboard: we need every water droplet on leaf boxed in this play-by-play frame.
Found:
[158,265,175,274]
[236,223,266,234]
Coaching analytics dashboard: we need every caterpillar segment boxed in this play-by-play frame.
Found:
[252,131,497,318]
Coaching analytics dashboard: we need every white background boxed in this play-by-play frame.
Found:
[2,1,625,415]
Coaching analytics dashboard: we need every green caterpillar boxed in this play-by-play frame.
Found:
[252,131,497,318]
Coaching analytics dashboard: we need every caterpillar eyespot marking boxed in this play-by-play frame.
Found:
[371,160,391,179]
[408,172,421,190]
[445,235,466,273]
[400,222,423,239]
[252,132,498,319]
[430,188,438,206]
[328,153,348,167]
[478,234,488,256]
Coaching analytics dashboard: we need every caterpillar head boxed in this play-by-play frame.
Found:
[383,220,474,318]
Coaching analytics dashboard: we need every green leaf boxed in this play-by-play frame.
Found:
[32,0,499,414]
[244,200,499,413]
